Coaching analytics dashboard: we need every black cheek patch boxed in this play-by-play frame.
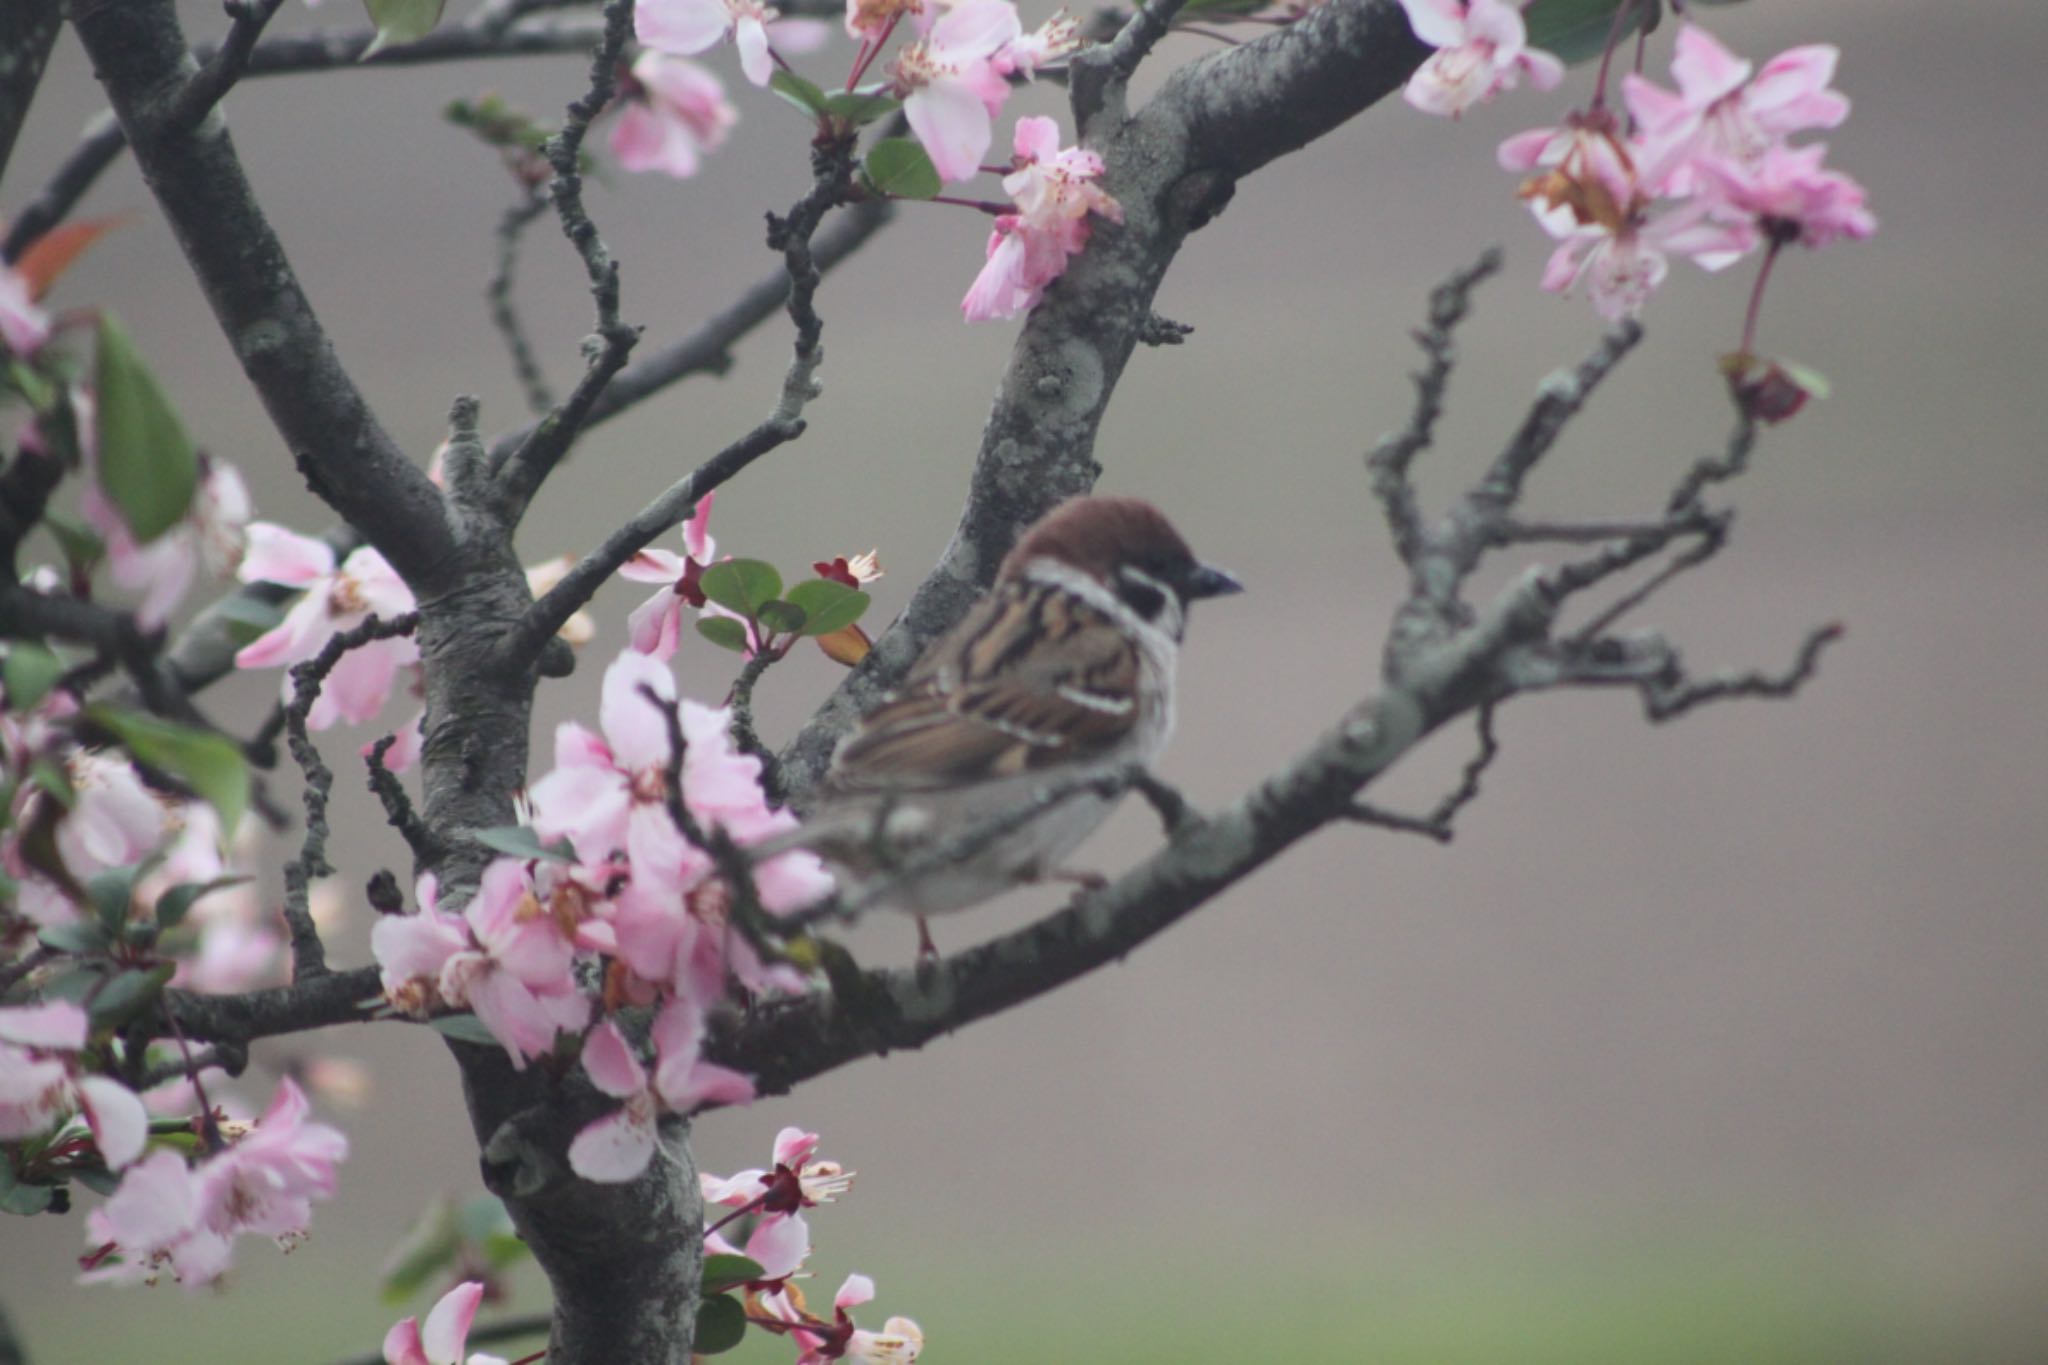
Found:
[1115,570,1168,622]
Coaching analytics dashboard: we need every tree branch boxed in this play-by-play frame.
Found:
[279,612,420,981]
[499,148,860,669]
[779,0,1432,798]
[161,0,290,137]
[71,0,458,591]
[0,0,63,184]
[494,0,641,515]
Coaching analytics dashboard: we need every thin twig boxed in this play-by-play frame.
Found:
[1344,703,1497,843]
[0,113,124,264]
[641,682,780,965]
[489,192,557,414]
[1640,623,1843,721]
[500,148,860,668]
[163,0,290,136]
[280,612,420,980]
[496,0,642,511]
[365,734,439,862]
[726,646,789,801]
[1367,248,1502,568]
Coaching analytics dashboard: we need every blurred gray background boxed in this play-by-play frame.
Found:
[4,1,2045,1360]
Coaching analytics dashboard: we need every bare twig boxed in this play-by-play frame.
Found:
[280,612,420,980]
[163,0,291,136]
[500,148,859,669]
[496,0,642,512]
[1640,623,1843,721]
[1367,247,1502,568]
[726,646,789,801]
[489,192,557,415]
[1345,703,1498,843]
[366,734,439,862]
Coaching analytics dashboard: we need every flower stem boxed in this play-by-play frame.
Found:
[704,1189,770,1237]
[1589,0,1642,112]
[928,194,1009,215]
[1740,238,1782,356]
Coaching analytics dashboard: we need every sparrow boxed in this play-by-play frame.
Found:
[794,495,1242,945]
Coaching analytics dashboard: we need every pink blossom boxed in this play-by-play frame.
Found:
[994,10,1080,78]
[437,859,591,1068]
[0,262,50,357]
[893,0,1021,182]
[1396,0,1562,118]
[1692,141,1876,250]
[383,1281,509,1365]
[194,1077,349,1242]
[961,117,1123,322]
[10,747,170,924]
[234,524,419,729]
[758,1273,924,1364]
[80,434,252,630]
[527,650,701,886]
[637,0,788,86]
[611,52,737,179]
[1624,24,1848,195]
[1538,197,1754,321]
[567,1002,753,1182]
[617,493,717,660]
[370,874,474,1019]
[81,1149,234,1287]
[701,1125,853,1209]
[0,1003,145,1168]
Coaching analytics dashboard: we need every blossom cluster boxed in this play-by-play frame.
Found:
[618,0,1114,322]
[78,1077,348,1288]
[1395,3,1874,330]
[382,1125,918,1364]
[368,647,833,1180]
[704,1126,922,1363]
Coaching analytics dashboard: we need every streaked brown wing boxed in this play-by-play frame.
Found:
[829,580,1141,792]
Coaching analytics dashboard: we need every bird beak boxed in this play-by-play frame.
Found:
[1183,563,1244,600]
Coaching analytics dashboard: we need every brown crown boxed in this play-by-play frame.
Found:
[997,495,1195,584]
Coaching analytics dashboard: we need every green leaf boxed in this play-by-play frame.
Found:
[7,359,58,412]
[87,963,174,1032]
[864,138,941,201]
[380,1196,460,1304]
[37,921,108,956]
[694,1294,748,1355]
[86,865,140,935]
[768,69,831,118]
[75,1167,122,1196]
[472,825,578,864]
[83,705,248,836]
[362,0,447,58]
[785,580,872,637]
[211,595,287,647]
[2,643,65,711]
[1525,0,1658,65]
[40,514,104,577]
[0,1181,55,1216]
[822,88,902,126]
[27,754,73,808]
[701,1253,766,1294]
[93,314,198,544]
[155,876,249,933]
[698,559,783,619]
[754,600,808,636]
[427,1014,501,1047]
[696,616,751,653]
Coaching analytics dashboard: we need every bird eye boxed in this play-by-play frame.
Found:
[1115,567,1168,621]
